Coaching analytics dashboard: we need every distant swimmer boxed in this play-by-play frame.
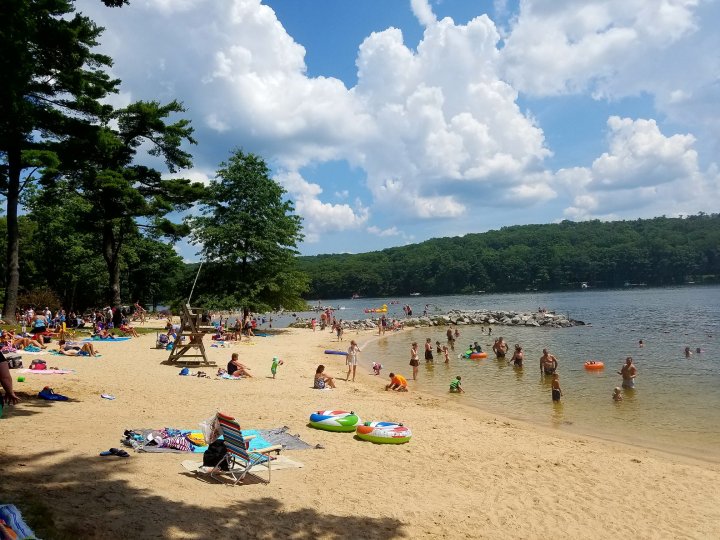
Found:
[618,357,637,389]
[612,387,623,401]
[540,349,558,375]
[639,339,644,348]
[684,346,692,357]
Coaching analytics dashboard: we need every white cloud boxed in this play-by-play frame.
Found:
[367,226,401,237]
[274,170,368,243]
[501,0,701,97]
[77,0,720,249]
[410,0,437,26]
[561,116,719,220]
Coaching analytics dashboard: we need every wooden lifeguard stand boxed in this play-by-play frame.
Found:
[166,304,217,366]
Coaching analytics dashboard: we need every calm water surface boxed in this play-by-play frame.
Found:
[314,287,720,461]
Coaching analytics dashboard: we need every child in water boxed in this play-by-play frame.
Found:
[551,373,562,402]
[372,362,382,375]
[449,376,464,393]
[612,387,623,401]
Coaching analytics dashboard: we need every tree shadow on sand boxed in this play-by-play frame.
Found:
[0,450,406,539]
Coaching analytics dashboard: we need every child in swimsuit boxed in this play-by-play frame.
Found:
[449,376,464,393]
[612,387,623,401]
[551,374,562,402]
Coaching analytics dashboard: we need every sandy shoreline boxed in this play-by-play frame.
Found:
[1,326,719,539]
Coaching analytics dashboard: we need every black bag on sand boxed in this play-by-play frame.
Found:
[203,440,229,470]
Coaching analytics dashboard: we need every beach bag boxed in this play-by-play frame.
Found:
[203,440,228,470]
[199,413,221,444]
[8,357,22,369]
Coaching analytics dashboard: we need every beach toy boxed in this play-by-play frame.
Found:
[584,361,604,370]
[17,376,25,382]
[309,410,361,432]
[324,350,347,355]
[468,352,488,359]
[356,421,412,444]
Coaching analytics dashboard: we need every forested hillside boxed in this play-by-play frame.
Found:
[297,214,720,298]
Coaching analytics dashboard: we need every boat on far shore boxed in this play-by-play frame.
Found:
[409,292,421,296]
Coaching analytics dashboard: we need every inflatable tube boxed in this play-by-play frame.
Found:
[469,352,487,359]
[324,350,347,355]
[356,421,411,444]
[584,361,604,370]
[309,410,361,432]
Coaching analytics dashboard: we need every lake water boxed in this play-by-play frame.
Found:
[312,286,720,462]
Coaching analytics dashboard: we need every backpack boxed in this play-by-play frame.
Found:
[203,440,229,470]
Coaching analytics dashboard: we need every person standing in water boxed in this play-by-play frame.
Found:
[509,344,524,367]
[424,338,434,363]
[551,373,562,401]
[618,357,637,389]
[540,349,558,375]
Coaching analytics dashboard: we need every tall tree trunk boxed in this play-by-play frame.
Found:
[2,144,21,321]
[102,222,122,306]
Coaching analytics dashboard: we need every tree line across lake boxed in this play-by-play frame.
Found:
[296,214,720,299]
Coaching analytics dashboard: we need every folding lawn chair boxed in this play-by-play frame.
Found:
[213,412,282,485]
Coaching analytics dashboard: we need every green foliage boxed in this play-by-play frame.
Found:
[188,150,308,311]
[298,214,720,298]
[0,0,121,317]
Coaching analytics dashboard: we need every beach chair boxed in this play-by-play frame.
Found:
[213,412,282,485]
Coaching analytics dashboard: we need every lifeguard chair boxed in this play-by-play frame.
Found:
[166,304,217,366]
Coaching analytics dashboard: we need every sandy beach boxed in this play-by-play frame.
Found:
[2,326,719,539]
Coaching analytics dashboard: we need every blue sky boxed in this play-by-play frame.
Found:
[77,0,720,258]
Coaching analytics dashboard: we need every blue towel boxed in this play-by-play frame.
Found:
[190,429,272,453]
[0,504,37,540]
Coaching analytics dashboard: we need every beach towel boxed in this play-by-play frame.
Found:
[14,349,45,355]
[122,428,273,453]
[18,368,74,375]
[256,426,315,450]
[220,373,244,380]
[0,504,37,540]
[83,336,131,342]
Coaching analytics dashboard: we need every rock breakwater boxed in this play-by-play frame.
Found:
[289,309,586,330]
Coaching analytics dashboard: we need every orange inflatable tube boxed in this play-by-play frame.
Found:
[584,361,604,370]
[469,352,488,359]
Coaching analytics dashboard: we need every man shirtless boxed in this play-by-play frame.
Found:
[540,349,558,375]
[618,357,637,389]
[492,337,508,358]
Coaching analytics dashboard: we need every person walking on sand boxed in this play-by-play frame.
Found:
[540,348,558,375]
[345,340,361,382]
[618,357,637,389]
[409,342,420,380]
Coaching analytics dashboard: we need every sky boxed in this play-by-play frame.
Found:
[76,0,720,258]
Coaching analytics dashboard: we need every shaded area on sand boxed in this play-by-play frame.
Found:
[0,449,406,540]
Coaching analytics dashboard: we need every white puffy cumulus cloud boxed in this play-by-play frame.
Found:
[561,117,720,220]
[500,0,720,156]
[353,12,553,217]
[273,170,368,243]
[501,0,701,97]
[78,0,559,237]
